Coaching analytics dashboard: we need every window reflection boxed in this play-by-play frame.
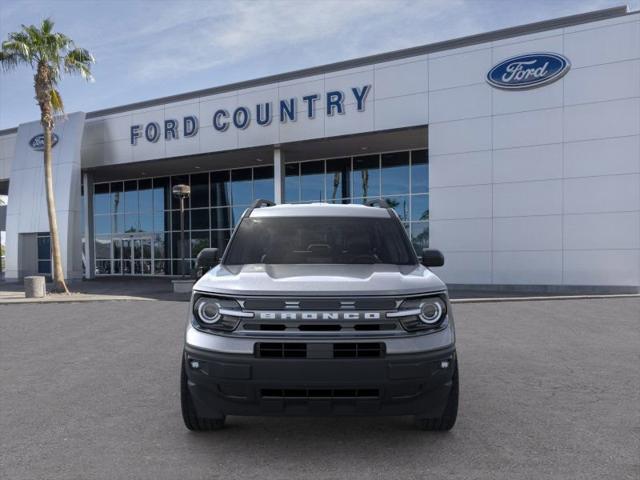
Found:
[381,152,409,195]
[352,155,380,200]
[300,160,324,202]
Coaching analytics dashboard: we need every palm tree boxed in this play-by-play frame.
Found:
[0,18,94,293]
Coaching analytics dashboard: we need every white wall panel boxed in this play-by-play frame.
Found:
[373,93,428,131]
[428,48,492,90]
[564,20,640,68]
[325,102,374,138]
[374,60,427,100]
[563,250,640,286]
[428,83,491,123]
[564,98,640,142]
[564,212,640,250]
[493,215,562,251]
[429,116,491,155]
[429,218,492,251]
[493,251,563,284]
[493,180,562,217]
[563,174,640,214]
[279,113,325,143]
[564,135,640,178]
[492,33,563,60]
[492,80,563,115]
[429,184,492,220]
[429,150,492,188]
[431,252,492,284]
[564,60,640,106]
[493,108,562,149]
[324,68,374,107]
[493,143,562,183]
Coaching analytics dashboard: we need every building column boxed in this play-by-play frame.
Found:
[273,147,285,204]
[83,172,95,279]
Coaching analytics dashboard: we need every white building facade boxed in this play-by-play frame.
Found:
[0,6,638,292]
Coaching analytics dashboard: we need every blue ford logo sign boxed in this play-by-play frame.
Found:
[29,133,59,151]
[487,53,570,90]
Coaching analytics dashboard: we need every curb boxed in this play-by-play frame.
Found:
[0,295,155,305]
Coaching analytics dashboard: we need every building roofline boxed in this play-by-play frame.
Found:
[0,5,631,136]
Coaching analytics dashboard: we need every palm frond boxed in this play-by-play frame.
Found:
[50,88,64,113]
[64,47,94,81]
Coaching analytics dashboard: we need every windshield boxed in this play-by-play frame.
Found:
[223,216,417,265]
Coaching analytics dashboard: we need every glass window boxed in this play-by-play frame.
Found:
[190,231,209,257]
[95,237,111,259]
[300,161,324,202]
[384,196,409,221]
[124,180,138,212]
[211,171,231,208]
[111,214,124,234]
[37,235,50,260]
[325,158,350,203]
[94,183,110,214]
[138,179,153,212]
[411,149,428,193]
[211,207,231,230]
[191,208,209,230]
[253,166,274,201]
[211,230,231,251]
[190,173,209,208]
[172,232,188,259]
[94,215,111,235]
[113,238,122,260]
[410,222,429,253]
[153,211,168,232]
[232,205,248,226]
[153,177,170,211]
[284,163,300,203]
[95,260,111,275]
[124,213,139,233]
[38,260,51,274]
[224,217,416,265]
[111,182,123,216]
[153,233,168,258]
[381,152,410,195]
[154,260,170,275]
[231,168,252,205]
[411,194,429,221]
[139,212,153,232]
[171,175,190,209]
[352,155,380,199]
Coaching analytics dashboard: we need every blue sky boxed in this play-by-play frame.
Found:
[0,0,635,130]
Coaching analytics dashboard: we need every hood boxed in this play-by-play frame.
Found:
[194,264,446,296]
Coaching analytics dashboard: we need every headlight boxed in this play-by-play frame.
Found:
[192,294,249,331]
[195,297,221,324]
[390,295,448,331]
[419,298,445,325]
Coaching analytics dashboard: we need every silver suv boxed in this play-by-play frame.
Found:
[181,200,458,431]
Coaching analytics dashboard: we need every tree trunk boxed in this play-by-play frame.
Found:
[43,122,69,293]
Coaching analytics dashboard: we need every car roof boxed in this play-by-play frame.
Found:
[249,202,391,218]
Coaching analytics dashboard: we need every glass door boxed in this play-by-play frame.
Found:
[113,236,154,275]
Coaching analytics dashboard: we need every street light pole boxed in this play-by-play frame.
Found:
[172,184,191,278]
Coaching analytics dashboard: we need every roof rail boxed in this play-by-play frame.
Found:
[364,198,391,209]
[242,199,276,220]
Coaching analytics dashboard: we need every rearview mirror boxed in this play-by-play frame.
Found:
[195,248,220,278]
[421,248,444,267]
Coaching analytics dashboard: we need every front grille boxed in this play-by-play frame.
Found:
[242,322,397,333]
[256,342,385,359]
[242,297,398,311]
[257,343,307,358]
[334,343,384,358]
[261,388,380,399]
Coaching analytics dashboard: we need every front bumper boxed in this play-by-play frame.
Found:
[183,340,456,417]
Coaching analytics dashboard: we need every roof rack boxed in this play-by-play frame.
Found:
[364,198,391,209]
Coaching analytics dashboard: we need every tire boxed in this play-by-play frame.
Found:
[415,362,459,431]
[181,359,226,431]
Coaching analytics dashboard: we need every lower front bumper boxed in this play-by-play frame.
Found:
[184,344,456,417]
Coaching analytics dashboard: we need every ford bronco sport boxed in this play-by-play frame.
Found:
[181,199,458,431]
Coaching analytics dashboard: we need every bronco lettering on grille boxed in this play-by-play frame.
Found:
[257,312,381,321]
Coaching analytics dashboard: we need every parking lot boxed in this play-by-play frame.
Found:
[1,297,638,480]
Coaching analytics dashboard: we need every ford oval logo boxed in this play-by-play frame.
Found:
[487,53,570,90]
[29,133,59,151]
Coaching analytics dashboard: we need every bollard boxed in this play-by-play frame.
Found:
[24,276,46,298]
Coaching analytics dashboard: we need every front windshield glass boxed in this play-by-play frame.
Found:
[223,216,417,265]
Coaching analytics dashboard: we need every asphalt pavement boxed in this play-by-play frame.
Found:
[1,297,638,480]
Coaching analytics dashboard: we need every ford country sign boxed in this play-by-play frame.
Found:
[487,53,570,90]
[29,133,59,151]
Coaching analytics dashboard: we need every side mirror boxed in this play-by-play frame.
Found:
[195,248,220,278]
[421,248,444,267]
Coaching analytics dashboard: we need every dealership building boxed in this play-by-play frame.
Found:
[0,6,638,292]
